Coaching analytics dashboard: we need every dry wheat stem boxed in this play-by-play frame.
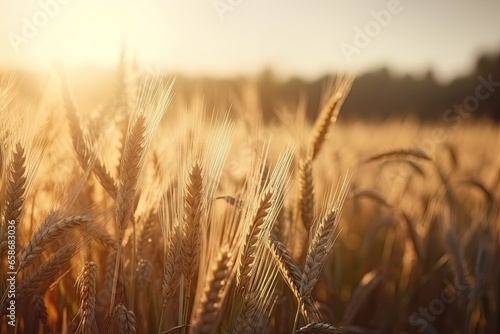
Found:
[400,211,424,265]
[445,224,471,293]
[137,212,156,258]
[104,251,122,299]
[342,270,382,325]
[136,258,152,291]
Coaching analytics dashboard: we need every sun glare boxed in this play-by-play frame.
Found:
[8,1,132,67]
[49,8,124,66]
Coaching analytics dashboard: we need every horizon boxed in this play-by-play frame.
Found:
[0,1,499,84]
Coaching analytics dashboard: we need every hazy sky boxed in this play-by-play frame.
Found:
[0,0,499,81]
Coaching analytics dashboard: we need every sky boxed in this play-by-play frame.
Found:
[0,0,499,82]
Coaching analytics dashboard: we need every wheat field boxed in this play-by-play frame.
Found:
[0,63,499,334]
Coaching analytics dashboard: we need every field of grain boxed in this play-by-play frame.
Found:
[0,65,499,334]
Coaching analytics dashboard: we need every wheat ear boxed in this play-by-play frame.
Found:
[162,228,183,303]
[181,161,204,281]
[361,148,431,165]
[269,236,301,296]
[298,158,314,230]
[300,209,338,298]
[237,189,273,290]
[179,161,204,326]
[17,243,77,301]
[112,302,137,334]
[191,247,231,334]
[57,66,118,197]
[269,236,321,323]
[19,215,92,271]
[308,77,352,160]
[110,113,148,312]
[233,291,260,334]
[76,261,98,334]
[115,114,147,236]
[0,142,26,257]
[296,322,350,333]
[32,294,50,333]
[233,247,278,334]
[84,221,119,251]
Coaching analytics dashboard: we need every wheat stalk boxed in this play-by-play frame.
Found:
[342,269,382,325]
[445,224,471,293]
[136,258,152,292]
